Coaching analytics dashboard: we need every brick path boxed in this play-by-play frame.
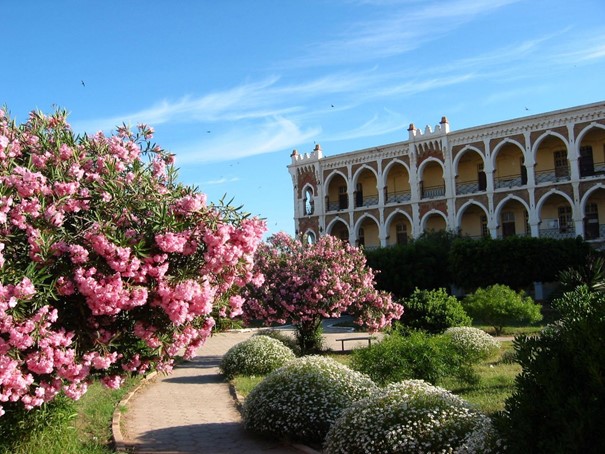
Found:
[118,320,378,453]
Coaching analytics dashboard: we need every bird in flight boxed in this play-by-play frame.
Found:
[81,80,86,87]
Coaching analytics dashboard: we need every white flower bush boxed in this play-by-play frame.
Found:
[444,327,500,362]
[324,380,503,453]
[242,355,377,443]
[219,335,295,379]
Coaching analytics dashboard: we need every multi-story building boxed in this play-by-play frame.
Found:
[288,101,605,249]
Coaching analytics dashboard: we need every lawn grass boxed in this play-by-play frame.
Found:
[1,376,143,454]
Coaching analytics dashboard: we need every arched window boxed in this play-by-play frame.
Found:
[304,188,314,215]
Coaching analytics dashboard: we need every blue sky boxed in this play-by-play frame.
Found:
[3,0,605,238]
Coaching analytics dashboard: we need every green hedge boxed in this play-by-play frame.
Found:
[365,234,590,298]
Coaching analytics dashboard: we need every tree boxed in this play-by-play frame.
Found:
[462,284,542,336]
[242,233,403,353]
[0,108,265,417]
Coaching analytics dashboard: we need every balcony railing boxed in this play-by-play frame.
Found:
[355,194,379,208]
[421,185,445,199]
[535,168,570,184]
[386,190,411,204]
[580,161,605,178]
[494,175,523,189]
[326,200,344,212]
[456,181,480,195]
[539,227,576,239]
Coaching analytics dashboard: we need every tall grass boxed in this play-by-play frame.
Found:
[1,377,142,454]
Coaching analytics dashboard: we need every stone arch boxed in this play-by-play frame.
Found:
[420,209,448,232]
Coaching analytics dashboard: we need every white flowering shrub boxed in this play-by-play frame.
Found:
[444,327,500,362]
[242,355,377,443]
[219,336,295,379]
[324,380,503,453]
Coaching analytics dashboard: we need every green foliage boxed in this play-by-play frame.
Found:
[324,380,502,454]
[558,253,605,293]
[219,336,296,379]
[364,231,457,298]
[399,288,471,334]
[242,356,376,444]
[502,286,605,453]
[443,326,500,362]
[350,330,477,386]
[450,236,590,291]
[463,285,543,336]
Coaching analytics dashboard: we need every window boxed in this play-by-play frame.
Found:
[304,231,316,245]
[304,188,314,215]
[502,211,516,237]
[585,203,600,239]
[357,227,365,247]
[554,150,569,178]
[338,185,348,210]
[558,206,572,233]
[481,215,489,238]
[579,145,594,177]
[477,163,487,191]
[396,223,408,245]
[355,183,363,207]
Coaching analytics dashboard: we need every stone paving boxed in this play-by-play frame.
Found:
[118,320,374,453]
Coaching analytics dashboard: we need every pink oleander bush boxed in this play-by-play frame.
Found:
[0,108,266,417]
[242,233,403,353]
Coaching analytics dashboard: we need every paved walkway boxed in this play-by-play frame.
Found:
[118,320,373,453]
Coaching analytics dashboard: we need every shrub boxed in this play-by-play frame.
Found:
[255,329,302,356]
[463,284,543,335]
[399,288,471,334]
[219,336,295,379]
[502,286,605,453]
[350,330,476,386]
[242,355,376,444]
[444,327,500,362]
[324,380,503,454]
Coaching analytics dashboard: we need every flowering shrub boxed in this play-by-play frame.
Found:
[242,355,377,444]
[324,380,503,453]
[242,233,403,353]
[444,327,500,362]
[0,108,265,417]
[219,335,295,379]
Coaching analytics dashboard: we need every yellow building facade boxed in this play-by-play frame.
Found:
[288,101,605,248]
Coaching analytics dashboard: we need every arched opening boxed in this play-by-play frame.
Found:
[534,135,570,184]
[325,173,348,212]
[354,167,379,208]
[497,199,529,238]
[386,212,412,246]
[538,193,575,239]
[420,161,445,199]
[455,149,486,195]
[458,203,489,239]
[583,187,605,240]
[303,187,314,215]
[494,142,527,189]
[423,212,447,232]
[384,162,411,203]
[356,217,380,249]
[327,219,349,243]
[578,127,605,177]
[303,230,316,245]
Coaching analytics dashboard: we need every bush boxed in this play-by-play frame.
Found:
[350,330,476,386]
[463,284,543,335]
[399,288,471,334]
[255,329,302,356]
[242,355,376,444]
[444,327,500,362]
[219,336,295,379]
[324,380,503,453]
[502,286,605,453]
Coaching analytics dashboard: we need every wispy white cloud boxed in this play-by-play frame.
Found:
[201,176,241,186]
[324,109,406,142]
[172,116,321,164]
[287,0,522,67]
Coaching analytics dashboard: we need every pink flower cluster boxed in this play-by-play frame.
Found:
[242,233,403,337]
[0,108,266,416]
